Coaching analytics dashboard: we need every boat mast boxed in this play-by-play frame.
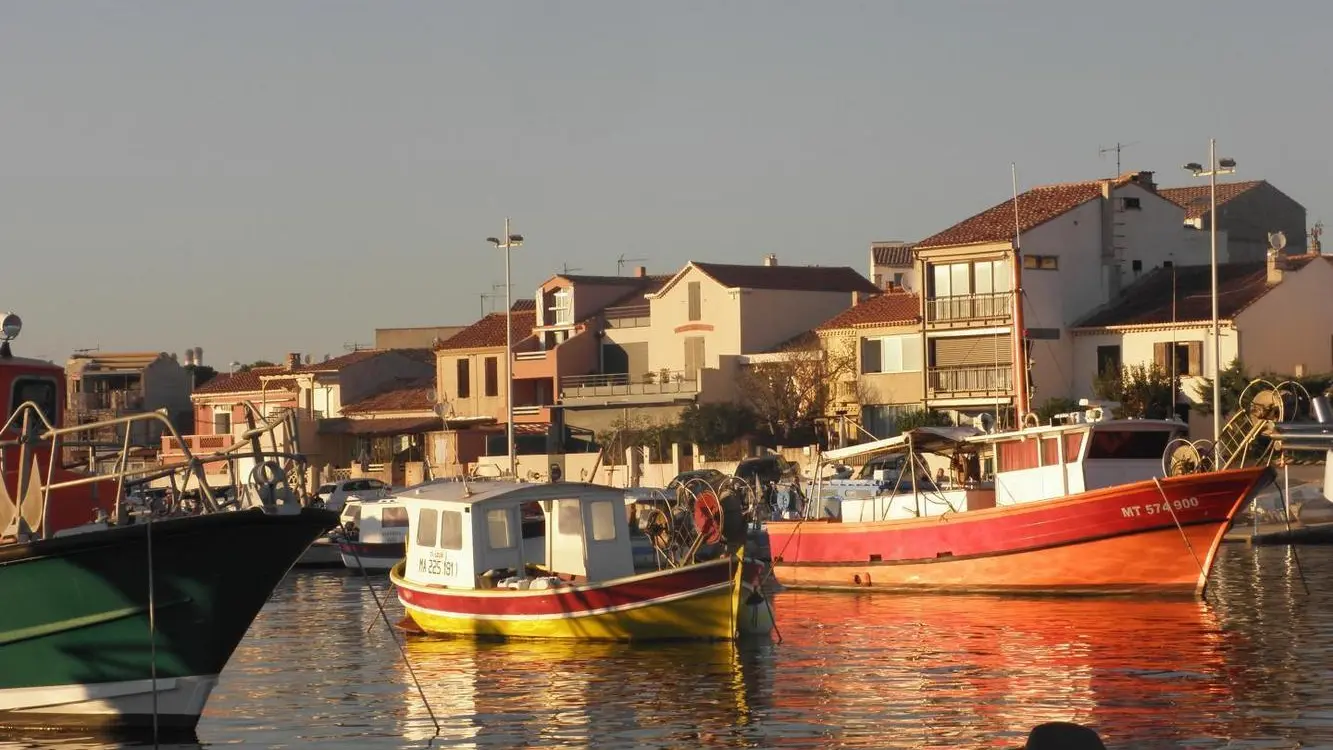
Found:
[1010,163,1031,423]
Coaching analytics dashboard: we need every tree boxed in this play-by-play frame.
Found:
[188,365,218,388]
[1189,359,1250,417]
[893,408,953,432]
[600,412,680,464]
[677,402,756,452]
[237,360,276,373]
[1034,397,1080,425]
[1095,363,1174,419]
[737,334,858,444]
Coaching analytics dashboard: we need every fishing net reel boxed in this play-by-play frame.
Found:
[636,476,753,567]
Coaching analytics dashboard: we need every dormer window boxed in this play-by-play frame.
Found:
[553,289,573,326]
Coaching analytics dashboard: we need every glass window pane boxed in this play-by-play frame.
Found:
[993,261,1012,292]
[416,508,437,547]
[901,336,923,372]
[381,507,409,528]
[441,510,463,550]
[950,263,970,296]
[974,261,993,294]
[883,337,903,372]
[557,500,583,536]
[590,501,617,541]
[487,509,513,550]
[932,265,951,297]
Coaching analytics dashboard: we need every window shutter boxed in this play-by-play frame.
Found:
[1186,342,1203,376]
[1153,342,1169,370]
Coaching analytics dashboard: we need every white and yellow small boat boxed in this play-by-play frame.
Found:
[388,480,773,641]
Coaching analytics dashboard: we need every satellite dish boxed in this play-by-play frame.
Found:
[1269,231,1288,251]
[0,313,21,342]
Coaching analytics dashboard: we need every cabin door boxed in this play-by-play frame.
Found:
[580,498,634,580]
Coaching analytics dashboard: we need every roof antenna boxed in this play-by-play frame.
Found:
[616,253,647,275]
[1098,141,1137,176]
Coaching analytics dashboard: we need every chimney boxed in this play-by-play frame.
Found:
[1267,250,1285,284]
[286,352,301,370]
[763,253,778,267]
[634,265,647,278]
[1129,171,1156,192]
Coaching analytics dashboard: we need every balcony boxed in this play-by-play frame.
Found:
[71,389,146,412]
[928,365,1013,398]
[559,371,699,404]
[603,303,651,329]
[511,404,552,424]
[926,292,1010,327]
[160,433,234,457]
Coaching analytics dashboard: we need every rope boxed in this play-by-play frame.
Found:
[1152,477,1204,579]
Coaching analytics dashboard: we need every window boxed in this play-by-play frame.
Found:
[1153,341,1202,377]
[1131,259,1143,273]
[1022,255,1059,270]
[874,273,884,289]
[381,506,409,528]
[553,289,573,325]
[892,272,907,289]
[486,508,513,550]
[861,335,922,374]
[590,501,617,541]
[416,508,438,547]
[1119,197,1142,211]
[456,358,470,398]
[213,410,231,435]
[557,500,583,536]
[1086,430,1172,460]
[9,377,57,427]
[484,356,499,397]
[341,505,362,525]
[441,510,463,550]
[687,281,702,321]
[684,336,706,374]
[1096,345,1122,378]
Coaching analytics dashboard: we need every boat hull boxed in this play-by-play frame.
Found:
[338,541,404,572]
[393,556,766,641]
[766,467,1267,596]
[294,537,343,568]
[0,507,337,732]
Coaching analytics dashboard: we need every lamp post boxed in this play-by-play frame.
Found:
[487,220,524,480]
[1183,141,1237,459]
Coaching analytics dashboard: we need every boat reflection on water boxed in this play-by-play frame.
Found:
[396,636,772,747]
[770,592,1247,748]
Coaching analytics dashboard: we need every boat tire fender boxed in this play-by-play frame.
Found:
[252,461,284,487]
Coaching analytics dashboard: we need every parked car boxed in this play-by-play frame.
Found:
[313,478,390,512]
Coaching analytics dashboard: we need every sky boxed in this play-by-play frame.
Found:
[2,1,1330,366]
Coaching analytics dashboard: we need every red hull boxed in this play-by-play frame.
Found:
[766,467,1267,596]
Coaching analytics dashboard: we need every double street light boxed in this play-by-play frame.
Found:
[1183,140,1237,458]
[487,220,524,481]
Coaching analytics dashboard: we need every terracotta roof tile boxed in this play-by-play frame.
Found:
[1075,258,1317,328]
[917,181,1114,249]
[818,292,921,331]
[436,309,537,351]
[342,379,436,414]
[1157,180,1264,220]
[872,243,914,267]
[691,262,878,293]
[193,367,298,395]
[509,299,536,311]
[602,275,673,309]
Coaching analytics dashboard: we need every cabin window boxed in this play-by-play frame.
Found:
[1086,430,1172,460]
[381,506,409,529]
[417,508,438,547]
[1040,436,1060,466]
[996,439,1039,471]
[1064,432,1085,463]
[341,505,361,525]
[486,509,513,550]
[557,500,583,536]
[590,501,617,542]
[441,510,463,550]
[9,377,58,429]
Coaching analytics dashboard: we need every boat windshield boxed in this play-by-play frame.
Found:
[1086,429,1173,459]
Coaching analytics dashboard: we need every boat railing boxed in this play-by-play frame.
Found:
[0,400,314,541]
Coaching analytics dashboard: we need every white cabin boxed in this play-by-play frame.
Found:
[339,498,410,544]
[397,481,635,590]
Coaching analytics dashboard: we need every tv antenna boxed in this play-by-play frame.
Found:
[1098,141,1137,175]
[616,254,647,275]
[342,341,368,352]
[1310,221,1324,254]
[73,346,100,356]
[560,262,582,275]
[480,282,507,316]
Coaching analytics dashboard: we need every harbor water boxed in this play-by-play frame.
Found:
[7,545,1333,749]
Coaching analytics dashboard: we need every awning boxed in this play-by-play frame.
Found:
[821,425,983,462]
[319,417,444,436]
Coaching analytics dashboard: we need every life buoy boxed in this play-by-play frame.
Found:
[1022,412,1040,428]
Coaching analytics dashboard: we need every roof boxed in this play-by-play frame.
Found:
[872,243,914,267]
[1158,180,1264,220]
[686,262,879,294]
[1074,258,1322,328]
[817,292,921,331]
[318,416,443,436]
[297,348,433,372]
[341,379,436,414]
[917,173,1156,250]
[66,351,172,371]
[556,274,658,286]
[388,480,623,509]
[435,309,537,351]
[509,299,536,312]
[765,329,820,353]
[193,366,299,395]
[602,275,673,309]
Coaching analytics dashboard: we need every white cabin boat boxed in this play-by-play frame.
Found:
[337,498,410,572]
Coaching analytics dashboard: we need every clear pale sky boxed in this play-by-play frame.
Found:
[3,1,1329,366]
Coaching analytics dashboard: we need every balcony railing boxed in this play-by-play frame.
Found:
[72,390,146,412]
[603,304,651,329]
[560,371,699,399]
[515,350,549,361]
[926,292,1010,324]
[160,433,232,455]
[928,365,1013,396]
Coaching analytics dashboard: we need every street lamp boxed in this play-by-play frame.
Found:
[1183,140,1236,459]
[487,220,524,480]
[228,361,241,376]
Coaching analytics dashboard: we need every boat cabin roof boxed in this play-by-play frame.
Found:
[394,479,623,509]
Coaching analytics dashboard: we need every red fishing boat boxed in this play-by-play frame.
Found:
[766,418,1270,596]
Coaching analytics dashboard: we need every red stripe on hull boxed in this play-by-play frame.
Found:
[767,467,1265,594]
[338,541,404,557]
[396,558,759,617]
